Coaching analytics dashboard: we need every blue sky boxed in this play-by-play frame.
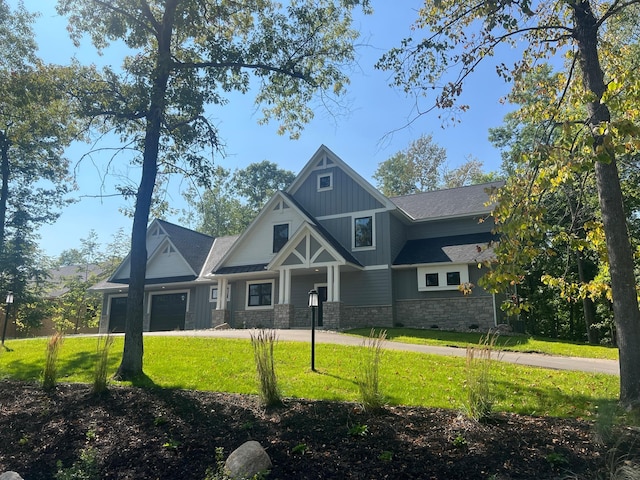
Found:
[20,1,515,258]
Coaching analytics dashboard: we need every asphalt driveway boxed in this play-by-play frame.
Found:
[146,328,620,376]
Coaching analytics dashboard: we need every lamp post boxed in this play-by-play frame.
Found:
[308,289,318,372]
[1,291,14,347]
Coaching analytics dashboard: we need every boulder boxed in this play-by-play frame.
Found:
[224,440,272,479]
[0,472,24,480]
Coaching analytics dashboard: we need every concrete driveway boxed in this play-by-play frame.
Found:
[146,328,620,376]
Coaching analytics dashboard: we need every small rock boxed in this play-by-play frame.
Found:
[213,323,231,330]
[0,472,24,480]
[224,440,272,479]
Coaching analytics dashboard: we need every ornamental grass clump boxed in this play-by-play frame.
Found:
[357,328,387,413]
[250,329,282,407]
[463,331,499,421]
[42,332,64,391]
[92,334,115,394]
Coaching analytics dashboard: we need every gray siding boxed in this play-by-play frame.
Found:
[406,216,494,240]
[393,265,492,300]
[319,211,391,267]
[292,166,384,217]
[192,284,214,329]
[389,214,407,261]
[341,268,392,305]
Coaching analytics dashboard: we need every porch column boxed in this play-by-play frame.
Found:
[278,269,292,304]
[326,265,334,302]
[279,270,285,304]
[332,265,341,302]
[217,277,228,310]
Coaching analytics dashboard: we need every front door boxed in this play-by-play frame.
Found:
[150,293,187,331]
[317,286,328,327]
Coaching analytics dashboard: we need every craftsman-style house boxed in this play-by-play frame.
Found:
[94,145,502,333]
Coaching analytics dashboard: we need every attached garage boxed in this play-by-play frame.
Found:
[108,296,127,333]
[150,292,187,331]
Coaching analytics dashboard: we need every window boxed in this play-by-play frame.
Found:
[417,265,469,291]
[317,172,333,191]
[354,216,373,248]
[209,285,231,307]
[425,273,439,287]
[273,223,289,253]
[446,271,461,286]
[247,282,273,307]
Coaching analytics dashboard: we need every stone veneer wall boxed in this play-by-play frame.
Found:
[274,304,294,329]
[394,296,495,331]
[211,309,230,328]
[184,312,195,330]
[342,305,393,329]
[232,309,274,329]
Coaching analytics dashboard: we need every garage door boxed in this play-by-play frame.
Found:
[108,296,127,333]
[150,293,187,331]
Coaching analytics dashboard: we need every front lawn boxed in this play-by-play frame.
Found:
[346,327,619,360]
[0,335,618,418]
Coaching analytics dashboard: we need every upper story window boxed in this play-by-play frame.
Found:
[354,216,373,249]
[317,172,333,192]
[273,223,289,253]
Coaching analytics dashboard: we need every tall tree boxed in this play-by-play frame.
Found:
[183,166,252,237]
[0,1,79,321]
[231,160,296,212]
[57,0,371,380]
[373,133,494,196]
[378,1,640,406]
[373,133,447,196]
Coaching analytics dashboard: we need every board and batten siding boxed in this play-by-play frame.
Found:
[388,214,407,261]
[405,216,493,240]
[292,166,385,218]
[318,211,391,267]
[191,283,214,329]
[223,200,307,267]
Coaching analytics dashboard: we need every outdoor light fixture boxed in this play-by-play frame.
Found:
[308,289,319,371]
[1,291,14,347]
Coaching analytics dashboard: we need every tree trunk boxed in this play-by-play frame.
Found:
[573,0,640,407]
[0,133,9,257]
[575,251,598,343]
[115,2,177,380]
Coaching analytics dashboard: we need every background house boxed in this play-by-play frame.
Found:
[94,145,503,333]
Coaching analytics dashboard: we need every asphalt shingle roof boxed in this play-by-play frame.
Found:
[156,219,214,274]
[393,232,497,265]
[390,181,503,221]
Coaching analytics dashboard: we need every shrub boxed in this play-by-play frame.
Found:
[42,332,64,391]
[250,329,282,407]
[55,447,99,480]
[357,328,387,413]
[462,331,499,421]
[92,334,114,394]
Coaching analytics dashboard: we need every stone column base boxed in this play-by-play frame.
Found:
[274,304,294,329]
[212,309,230,328]
[322,302,343,330]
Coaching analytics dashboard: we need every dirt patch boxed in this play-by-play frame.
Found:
[0,380,637,479]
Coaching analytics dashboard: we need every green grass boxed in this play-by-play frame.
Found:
[347,328,620,360]
[0,335,618,418]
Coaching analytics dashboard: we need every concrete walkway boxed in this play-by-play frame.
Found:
[146,329,620,376]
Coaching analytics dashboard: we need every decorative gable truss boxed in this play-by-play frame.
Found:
[268,223,362,304]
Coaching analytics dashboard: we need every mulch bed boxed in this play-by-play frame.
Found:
[0,380,637,479]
